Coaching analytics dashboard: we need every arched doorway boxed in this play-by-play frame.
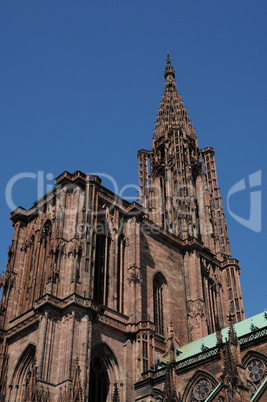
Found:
[88,343,121,402]
[9,344,36,400]
[89,355,109,402]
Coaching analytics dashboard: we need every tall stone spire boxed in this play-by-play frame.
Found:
[138,54,233,259]
[145,54,204,237]
[153,53,196,142]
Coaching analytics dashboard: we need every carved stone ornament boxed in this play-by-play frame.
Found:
[127,265,142,286]
[193,379,211,400]
[246,359,265,383]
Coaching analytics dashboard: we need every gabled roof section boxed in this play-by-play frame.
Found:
[153,54,196,141]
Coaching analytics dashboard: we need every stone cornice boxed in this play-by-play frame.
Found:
[97,315,156,335]
[7,313,39,338]
[6,293,158,338]
[220,258,240,269]
[34,293,99,313]
[10,170,141,223]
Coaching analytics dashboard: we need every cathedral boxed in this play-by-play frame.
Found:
[0,56,266,401]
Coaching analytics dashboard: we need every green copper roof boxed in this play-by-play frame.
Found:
[205,382,222,401]
[251,376,267,401]
[162,311,267,364]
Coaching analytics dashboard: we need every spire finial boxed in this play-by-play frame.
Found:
[164,53,175,79]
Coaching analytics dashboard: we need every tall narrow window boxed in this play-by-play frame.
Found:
[226,269,231,287]
[142,334,148,372]
[160,176,166,227]
[117,235,125,313]
[153,274,166,336]
[94,221,110,305]
[231,268,237,291]
[38,220,52,299]
[235,298,240,310]
[29,235,35,272]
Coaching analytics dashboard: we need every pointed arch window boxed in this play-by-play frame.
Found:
[183,371,218,402]
[153,274,166,336]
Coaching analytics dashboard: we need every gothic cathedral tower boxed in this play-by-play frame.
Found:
[138,55,230,257]
[0,56,247,401]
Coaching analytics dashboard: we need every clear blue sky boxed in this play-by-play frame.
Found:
[0,1,266,319]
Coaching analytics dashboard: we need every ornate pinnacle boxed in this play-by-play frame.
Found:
[215,315,223,345]
[170,335,175,363]
[227,312,235,322]
[227,312,238,347]
[162,364,180,401]
[168,321,176,363]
